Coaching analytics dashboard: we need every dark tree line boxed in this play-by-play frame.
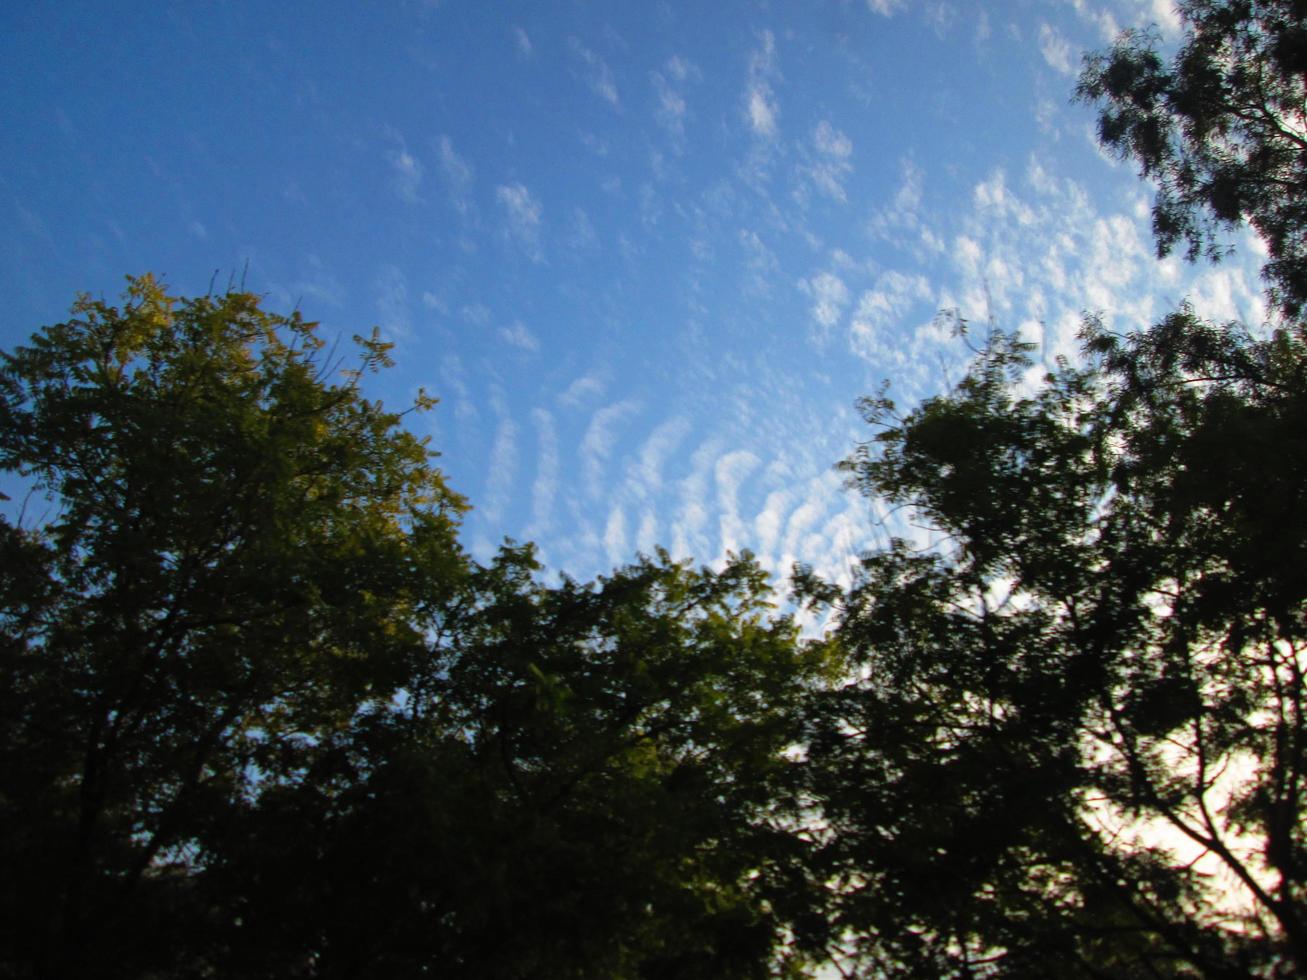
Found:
[0,283,830,978]
[2,2,1305,977]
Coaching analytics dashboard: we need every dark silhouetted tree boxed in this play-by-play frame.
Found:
[1078,0,1307,318]
[800,319,1307,976]
[799,3,1307,974]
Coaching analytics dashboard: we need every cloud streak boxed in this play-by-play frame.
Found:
[526,407,559,538]
[581,400,640,491]
[437,135,474,214]
[803,120,854,202]
[745,31,780,139]
[499,321,540,352]
[570,37,620,107]
[496,183,544,261]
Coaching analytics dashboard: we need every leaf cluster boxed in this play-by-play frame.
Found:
[1077,0,1307,318]
[800,312,1307,975]
[0,278,829,979]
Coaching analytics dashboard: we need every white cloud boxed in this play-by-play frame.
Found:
[564,207,599,254]
[188,220,207,240]
[603,505,628,564]
[715,449,761,555]
[716,450,761,510]
[953,235,983,277]
[803,120,854,201]
[745,31,780,139]
[499,321,539,352]
[1038,22,1076,76]
[755,488,792,564]
[440,353,476,421]
[389,147,423,203]
[894,162,924,216]
[670,438,722,561]
[1067,0,1120,40]
[483,410,519,523]
[651,58,693,138]
[1187,265,1267,325]
[569,37,620,107]
[375,265,411,339]
[818,510,863,570]
[849,270,932,363]
[814,120,852,159]
[559,372,605,407]
[496,183,544,261]
[800,271,851,329]
[525,407,558,538]
[629,416,691,502]
[288,254,344,308]
[739,227,780,297]
[437,135,474,213]
[635,509,658,555]
[639,182,662,227]
[672,499,708,562]
[666,54,692,82]
[748,89,777,138]
[512,25,532,57]
[1149,0,1182,35]
[974,169,1035,225]
[781,492,826,569]
[1034,97,1059,135]
[867,0,904,14]
[869,160,942,258]
[461,302,491,324]
[581,399,639,490]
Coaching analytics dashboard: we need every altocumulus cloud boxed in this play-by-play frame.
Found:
[389,146,423,203]
[801,270,851,331]
[569,37,620,108]
[496,183,544,261]
[499,321,540,352]
[745,31,779,139]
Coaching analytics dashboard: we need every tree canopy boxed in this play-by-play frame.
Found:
[1077,0,1307,318]
[3,5,1306,978]
[799,313,1307,976]
[0,277,829,979]
[787,4,1307,975]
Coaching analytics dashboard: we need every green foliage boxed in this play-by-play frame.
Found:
[1077,0,1307,318]
[202,545,833,979]
[0,276,468,977]
[10,7,1305,977]
[0,277,826,978]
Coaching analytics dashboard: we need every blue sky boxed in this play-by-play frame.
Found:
[1,1,1270,586]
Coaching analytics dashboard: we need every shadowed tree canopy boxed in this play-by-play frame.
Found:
[0,276,468,977]
[1077,0,1307,318]
[794,2,1307,975]
[800,317,1307,976]
[6,6,1306,978]
[0,277,829,979]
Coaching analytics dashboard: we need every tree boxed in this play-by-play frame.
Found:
[0,277,828,978]
[0,275,469,977]
[1077,0,1307,319]
[791,6,1307,975]
[799,316,1307,976]
[199,545,832,979]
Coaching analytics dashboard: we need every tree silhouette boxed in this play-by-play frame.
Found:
[798,4,1307,975]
